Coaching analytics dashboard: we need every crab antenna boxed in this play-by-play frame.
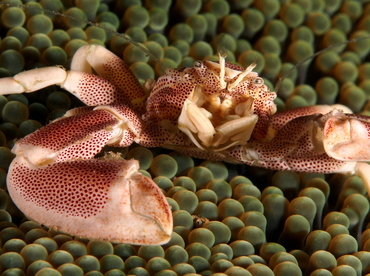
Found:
[274,35,370,94]
[0,2,169,74]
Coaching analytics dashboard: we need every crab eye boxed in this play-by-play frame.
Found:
[194,60,203,68]
[253,77,264,86]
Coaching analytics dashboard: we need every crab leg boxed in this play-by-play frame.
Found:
[69,45,147,112]
[239,108,370,192]
[267,104,353,135]
[7,104,172,245]
[0,45,146,111]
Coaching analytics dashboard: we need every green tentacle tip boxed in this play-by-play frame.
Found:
[169,23,194,44]
[305,12,331,36]
[172,189,198,214]
[195,189,218,203]
[315,50,341,74]
[61,7,88,29]
[0,36,22,52]
[189,41,214,61]
[200,160,228,181]
[286,40,314,65]
[285,95,309,109]
[347,31,370,59]
[291,84,317,106]
[148,8,168,32]
[188,227,216,248]
[0,49,24,75]
[269,252,299,270]
[173,0,202,18]
[85,26,106,43]
[1,7,26,29]
[186,14,208,41]
[308,250,337,272]
[247,263,274,276]
[0,252,26,273]
[279,3,304,28]
[187,166,214,189]
[203,0,230,20]
[123,43,150,65]
[211,33,236,53]
[173,176,196,192]
[254,0,280,20]
[2,101,29,125]
[193,201,218,221]
[169,151,194,176]
[149,154,178,179]
[122,5,149,28]
[339,0,363,20]
[316,77,339,105]
[27,14,53,35]
[241,8,265,38]
[262,19,288,43]
[273,261,302,276]
[163,46,182,66]
[262,53,281,81]
[221,13,244,39]
[233,183,261,200]
[204,221,231,245]
[129,62,155,82]
[218,198,244,219]
[66,27,86,41]
[238,50,265,74]
[339,84,365,113]
[254,36,281,56]
[146,257,171,275]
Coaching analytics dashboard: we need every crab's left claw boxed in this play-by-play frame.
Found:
[7,156,172,245]
[323,111,370,192]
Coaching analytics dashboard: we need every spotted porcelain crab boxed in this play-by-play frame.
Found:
[1,44,370,245]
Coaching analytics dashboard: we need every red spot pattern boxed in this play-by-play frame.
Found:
[139,121,179,148]
[161,144,228,162]
[242,114,352,173]
[12,42,363,199]
[227,146,254,165]
[257,155,350,174]
[106,103,144,147]
[100,56,146,113]
[8,160,125,218]
[109,103,143,135]
[143,61,276,146]
[144,72,194,122]
[224,62,245,71]
[56,129,114,162]
[19,109,119,153]
[63,106,95,117]
[269,106,332,132]
[70,47,146,112]
[77,72,121,106]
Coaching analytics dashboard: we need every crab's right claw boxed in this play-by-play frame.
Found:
[7,157,172,245]
[323,111,370,162]
[323,111,370,193]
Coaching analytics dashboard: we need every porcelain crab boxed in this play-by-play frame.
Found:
[1,44,370,245]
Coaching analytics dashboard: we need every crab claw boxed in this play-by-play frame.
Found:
[323,110,370,194]
[323,110,370,162]
[7,156,172,245]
